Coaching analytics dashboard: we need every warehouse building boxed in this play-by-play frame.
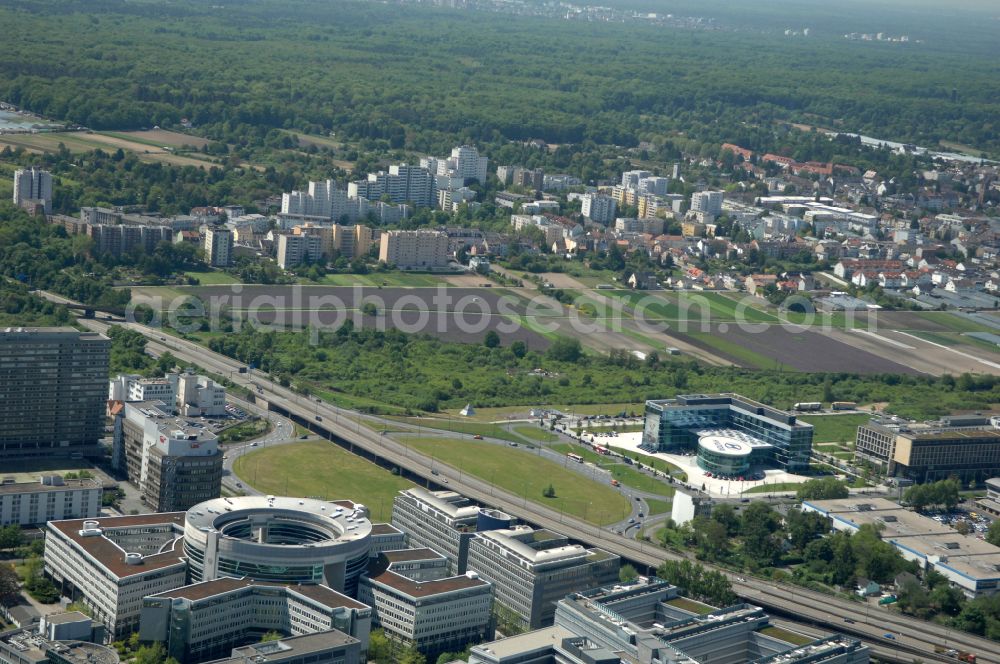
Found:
[802,497,1000,598]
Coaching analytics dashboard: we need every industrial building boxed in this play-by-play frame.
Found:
[855,416,1000,484]
[0,476,101,527]
[802,497,1000,598]
[115,400,223,512]
[469,578,869,664]
[390,488,514,574]
[139,577,371,664]
[466,525,619,630]
[642,394,813,473]
[0,327,110,461]
[359,549,493,656]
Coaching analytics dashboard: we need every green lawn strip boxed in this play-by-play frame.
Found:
[684,331,774,369]
[232,440,413,522]
[645,498,673,516]
[184,270,240,285]
[666,597,716,615]
[505,313,563,342]
[907,330,960,347]
[308,386,409,415]
[98,131,180,149]
[759,626,815,646]
[404,437,631,525]
[439,402,642,422]
[604,464,676,497]
[551,442,606,465]
[609,446,687,481]
[385,416,531,445]
[317,272,448,287]
[218,418,272,444]
[702,292,780,324]
[915,312,997,335]
[742,481,803,494]
[797,414,869,443]
[513,425,558,443]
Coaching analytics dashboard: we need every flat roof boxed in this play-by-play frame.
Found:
[382,548,444,563]
[0,478,101,495]
[43,611,90,625]
[48,513,187,579]
[471,625,574,659]
[371,523,402,536]
[147,576,367,609]
[186,496,372,544]
[366,553,489,599]
[215,631,358,664]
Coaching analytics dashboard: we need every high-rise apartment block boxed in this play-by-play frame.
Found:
[0,327,109,460]
[691,190,725,222]
[277,233,324,269]
[620,169,652,189]
[13,166,53,214]
[204,227,233,267]
[581,193,617,224]
[378,230,449,269]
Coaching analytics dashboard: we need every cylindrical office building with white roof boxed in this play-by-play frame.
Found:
[184,496,372,595]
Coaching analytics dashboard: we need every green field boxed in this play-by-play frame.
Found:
[316,272,450,288]
[605,464,676,498]
[387,416,532,445]
[403,436,631,525]
[742,482,804,494]
[798,414,870,443]
[645,498,673,516]
[609,447,687,479]
[512,425,558,443]
[233,440,413,521]
[184,270,241,285]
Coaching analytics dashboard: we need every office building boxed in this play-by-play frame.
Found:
[391,488,514,574]
[803,497,1000,598]
[45,513,189,640]
[0,629,120,664]
[637,176,670,197]
[691,190,724,223]
[13,167,53,214]
[581,193,617,225]
[202,632,362,664]
[470,578,868,664]
[0,477,101,527]
[378,230,449,269]
[277,233,324,268]
[184,496,373,596]
[359,549,493,656]
[140,577,371,664]
[0,327,110,461]
[204,227,233,267]
[856,416,1000,484]
[108,374,175,404]
[466,526,619,630]
[116,400,223,512]
[642,394,814,473]
[109,370,225,417]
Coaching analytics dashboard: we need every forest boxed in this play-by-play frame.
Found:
[0,0,998,158]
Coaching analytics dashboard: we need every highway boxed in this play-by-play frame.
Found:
[45,298,1000,664]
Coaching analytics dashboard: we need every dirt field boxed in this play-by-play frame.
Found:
[0,131,215,168]
[116,129,210,148]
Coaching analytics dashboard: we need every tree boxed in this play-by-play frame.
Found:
[546,337,582,363]
[134,642,168,664]
[785,509,831,551]
[484,330,500,348]
[397,647,425,664]
[985,520,1000,547]
[796,477,849,501]
[260,631,282,643]
[740,502,781,566]
[619,563,639,583]
[510,340,527,358]
[542,483,556,498]
[0,565,19,607]
[368,629,394,664]
[0,525,24,550]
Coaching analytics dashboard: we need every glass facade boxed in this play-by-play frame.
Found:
[642,395,813,471]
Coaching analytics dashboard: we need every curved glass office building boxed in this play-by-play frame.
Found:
[184,496,372,595]
[642,393,813,472]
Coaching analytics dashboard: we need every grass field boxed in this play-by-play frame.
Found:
[609,447,687,479]
[404,436,631,525]
[666,597,715,615]
[605,464,676,497]
[645,498,673,516]
[316,273,450,288]
[798,414,870,443]
[233,440,412,522]
[0,131,215,168]
[512,425,558,443]
[743,482,803,494]
[439,402,643,422]
[387,416,531,445]
[184,270,241,285]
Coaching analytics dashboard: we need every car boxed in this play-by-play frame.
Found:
[509,442,518,447]
[844,618,855,624]
[250,442,258,447]
[235,482,243,488]
[883,633,895,640]
[299,434,308,439]
[628,518,635,524]
[441,478,449,484]
[223,455,229,460]
[638,512,644,518]
[473,435,483,440]
[315,415,323,421]
[635,496,641,501]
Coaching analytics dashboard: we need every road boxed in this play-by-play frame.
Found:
[42,294,1000,664]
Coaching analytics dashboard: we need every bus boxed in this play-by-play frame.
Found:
[567,453,583,463]
[594,446,610,456]
[831,401,858,410]
[793,402,822,411]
